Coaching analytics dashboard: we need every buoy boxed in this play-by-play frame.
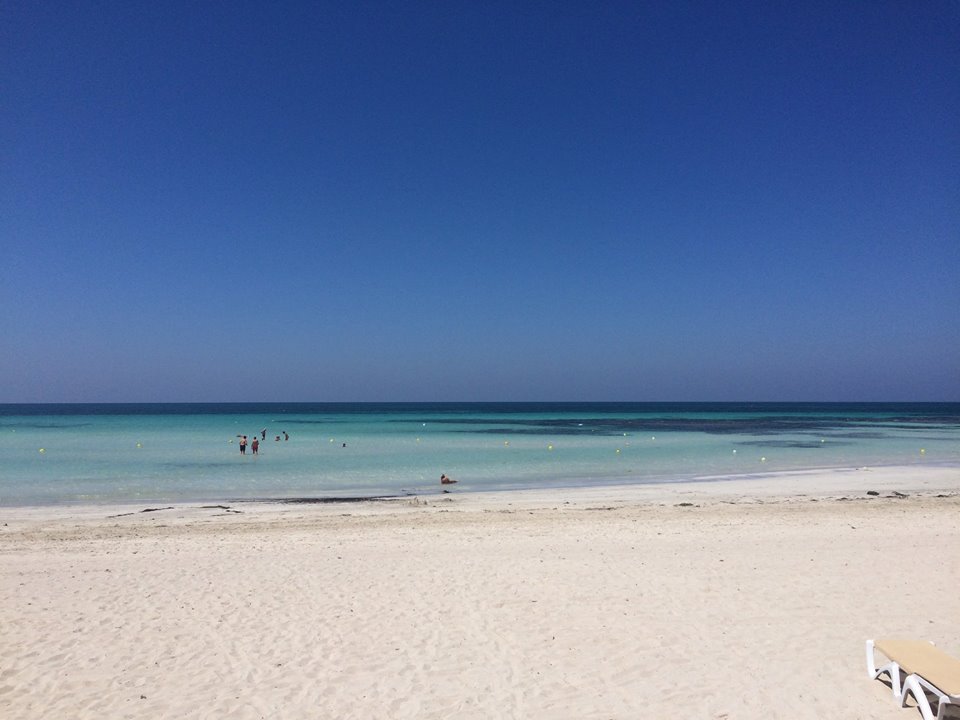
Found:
[504,440,509,446]
[920,448,926,454]
[732,449,737,454]
[136,443,142,448]
[651,436,655,441]
[548,444,554,451]
[761,457,767,462]
[38,448,45,454]
[616,449,621,454]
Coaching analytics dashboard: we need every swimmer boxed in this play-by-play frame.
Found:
[440,473,457,485]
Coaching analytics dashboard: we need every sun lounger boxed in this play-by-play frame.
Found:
[866,639,960,720]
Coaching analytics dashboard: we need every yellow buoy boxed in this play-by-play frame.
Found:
[548,444,554,451]
[38,448,46,454]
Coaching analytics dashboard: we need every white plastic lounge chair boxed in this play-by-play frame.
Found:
[866,639,960,720]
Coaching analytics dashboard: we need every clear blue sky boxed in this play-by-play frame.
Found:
[2,1,958,402]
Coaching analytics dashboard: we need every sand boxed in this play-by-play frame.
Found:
[1,465,959,719]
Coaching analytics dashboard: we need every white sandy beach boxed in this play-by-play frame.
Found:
[2,465,959,719]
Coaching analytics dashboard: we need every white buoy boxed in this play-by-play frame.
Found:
[38,448,45,454]
[761,457,767,462]
[548,444,554,451]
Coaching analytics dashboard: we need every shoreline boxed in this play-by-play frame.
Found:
[1,463,957,521]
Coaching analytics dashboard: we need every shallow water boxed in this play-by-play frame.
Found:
[1,403,958,505]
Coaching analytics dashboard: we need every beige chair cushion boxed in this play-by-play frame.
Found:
[875,639,960,696]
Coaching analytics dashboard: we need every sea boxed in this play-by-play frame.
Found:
[1,402,958,506]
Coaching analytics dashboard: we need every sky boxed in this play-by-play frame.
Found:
[1,0,958,402]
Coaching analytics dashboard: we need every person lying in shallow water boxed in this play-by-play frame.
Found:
[440,474,457,485]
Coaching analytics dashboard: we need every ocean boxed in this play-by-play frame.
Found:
[1,402,958,506]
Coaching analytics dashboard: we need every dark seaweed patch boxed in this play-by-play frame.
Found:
[736,440,848,449]
[415,416,943,437]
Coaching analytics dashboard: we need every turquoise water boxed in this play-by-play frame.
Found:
[1,403,958,505]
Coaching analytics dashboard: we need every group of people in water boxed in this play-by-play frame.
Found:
[238,429,288,455]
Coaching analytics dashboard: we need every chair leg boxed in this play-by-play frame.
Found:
[866,639,902,698]
[900,675,947,720]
